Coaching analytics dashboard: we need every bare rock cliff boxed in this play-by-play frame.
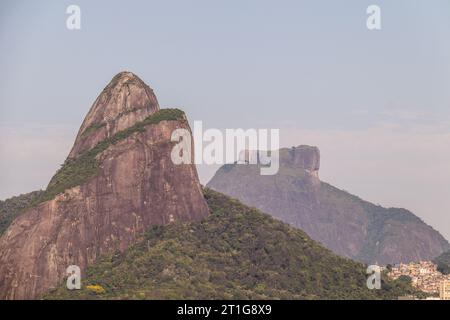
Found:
[68,71,160,158]
[0,72,209,299]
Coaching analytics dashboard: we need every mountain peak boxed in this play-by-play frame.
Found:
[68,72,160,158]
[0,74,209,299]
[111,70,139,80]
[280,145,320,172]
[106,71,149,90]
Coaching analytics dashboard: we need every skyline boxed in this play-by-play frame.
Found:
[1,0,450,239]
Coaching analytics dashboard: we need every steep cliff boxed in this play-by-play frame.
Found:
[68,71,160,159]
[0,72,209,299]
[207,146,450,265]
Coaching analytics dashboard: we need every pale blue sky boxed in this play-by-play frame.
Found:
[1,1,450,238]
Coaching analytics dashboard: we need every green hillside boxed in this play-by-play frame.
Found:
[0,190,43,236]
[434,251,450,275]
[46,189,419,300]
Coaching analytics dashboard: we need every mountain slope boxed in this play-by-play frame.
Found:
[0,72,209,299]
[46,189,419,300]
[207,146,449,265]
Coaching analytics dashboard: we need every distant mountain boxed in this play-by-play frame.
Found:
[207,146,450,265]
[0,72,209,299]
[46,188,419,300]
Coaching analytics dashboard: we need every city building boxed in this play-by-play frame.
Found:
[439,280,450,300]
[387,261,450,295]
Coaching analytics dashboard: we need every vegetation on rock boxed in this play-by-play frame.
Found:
[80,122,106,138]
[31,108,185,206]
[0,191,44,236]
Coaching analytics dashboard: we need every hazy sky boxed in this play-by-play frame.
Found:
[1,1,450,239]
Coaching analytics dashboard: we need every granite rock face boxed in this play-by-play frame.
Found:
[280,146,320,173]
[0,72,209,299]
[207,146,450,265]
[68,71,160,158]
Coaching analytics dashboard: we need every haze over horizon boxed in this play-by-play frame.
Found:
[1,0,450,240]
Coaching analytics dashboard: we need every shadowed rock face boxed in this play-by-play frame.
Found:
[207,146,450,265]
[0,72,209,299]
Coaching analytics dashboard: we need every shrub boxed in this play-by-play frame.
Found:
[86,284,106,295]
